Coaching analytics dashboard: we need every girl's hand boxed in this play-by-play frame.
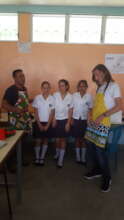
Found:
[65,122,70,132]
[87,112,92,124]
[52,119,57,128]
[38,123,44,131]
[70,118,74,126]
[44,124,49,131]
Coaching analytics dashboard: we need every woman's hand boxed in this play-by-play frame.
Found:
[94,114,105,125]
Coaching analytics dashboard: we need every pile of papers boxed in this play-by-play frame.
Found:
[0,140,6,148]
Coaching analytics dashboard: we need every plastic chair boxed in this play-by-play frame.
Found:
[106,125,123,171]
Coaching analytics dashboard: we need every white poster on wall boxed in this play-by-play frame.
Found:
[18,42,31,53]
[105,54,124,74]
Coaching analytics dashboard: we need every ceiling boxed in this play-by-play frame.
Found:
[0,0,124,6]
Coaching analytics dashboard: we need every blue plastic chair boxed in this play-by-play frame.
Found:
[106,125,123,170]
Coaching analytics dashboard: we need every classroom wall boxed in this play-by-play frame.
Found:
[0,13,124,108]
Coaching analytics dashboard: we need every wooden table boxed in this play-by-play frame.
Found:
[0,112,8,122]
[0,130,24,204]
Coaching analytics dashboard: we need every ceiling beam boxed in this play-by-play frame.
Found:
[0,5,124,16]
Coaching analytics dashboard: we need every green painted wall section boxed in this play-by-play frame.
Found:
[0,5,124,16]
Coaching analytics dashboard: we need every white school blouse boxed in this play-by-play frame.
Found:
[72,92,93,120]
[32,94,55,122]
[97,82,122,123]
[54,92,73,120]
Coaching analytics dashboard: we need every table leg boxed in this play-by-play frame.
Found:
[3,165,13,220]
[16,139,22,204]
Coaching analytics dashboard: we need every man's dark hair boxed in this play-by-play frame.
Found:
[12,69,23,78]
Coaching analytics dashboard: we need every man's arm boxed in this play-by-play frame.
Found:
[2,99,23,114]
[2,86,23,113]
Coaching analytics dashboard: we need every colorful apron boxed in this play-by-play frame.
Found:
[9,90,32,131]
[85,93,111,148]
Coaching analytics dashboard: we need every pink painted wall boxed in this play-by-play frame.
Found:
[0,42,124,98]
[0,14,124,109]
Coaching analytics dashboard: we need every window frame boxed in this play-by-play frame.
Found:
[32,13,124,46]
[0,13,18,42]
[32,14,66,43]
[68,14,103,44]
[104,15,124,45]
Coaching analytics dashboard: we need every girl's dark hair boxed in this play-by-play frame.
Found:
[41,81,51,88]
[92,64,114,93]
[58,79,70,91]
[77,80,88,89]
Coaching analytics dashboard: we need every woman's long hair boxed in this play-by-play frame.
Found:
[92,64,114,93]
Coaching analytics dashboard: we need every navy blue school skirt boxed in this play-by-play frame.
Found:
[53,119,70,138]
[71,119,87,138]
[33,122,52,139]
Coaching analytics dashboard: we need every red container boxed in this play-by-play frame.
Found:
[5,129,16,137]
[0,128,6,140]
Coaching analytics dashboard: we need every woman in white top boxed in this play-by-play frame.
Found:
[72,80,93,164]
[32,81,54,166]
[84,64,122,192]
[53,79,73,168]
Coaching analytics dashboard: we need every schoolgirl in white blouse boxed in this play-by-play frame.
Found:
[32,81,54,165]
[72,80,93,164]
[53,79,73,168]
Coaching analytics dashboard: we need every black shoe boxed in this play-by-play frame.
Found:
[39,159,45,166]
[101,177,112,192]
[57,162,63,168]
[76,160,81,164]
[33,159,40,166]
[57,164,63,168]
[84,170,102,180]
[80,161,87,166]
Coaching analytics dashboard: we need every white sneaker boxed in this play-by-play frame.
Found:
[57,161,63,168]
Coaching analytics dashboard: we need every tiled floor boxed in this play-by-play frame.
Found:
[1,145,124,220]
